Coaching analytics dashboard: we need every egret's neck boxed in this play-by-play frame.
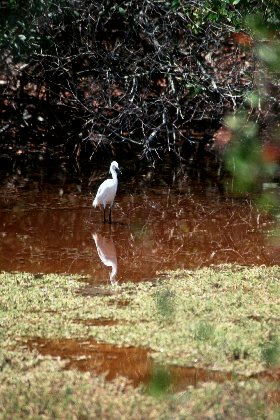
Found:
[111,169,118,182]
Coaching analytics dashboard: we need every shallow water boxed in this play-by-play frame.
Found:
[0,180,279,284]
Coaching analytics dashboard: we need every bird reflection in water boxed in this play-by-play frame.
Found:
[92,233,118,285]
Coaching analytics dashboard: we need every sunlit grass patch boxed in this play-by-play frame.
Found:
[1,266,279,374]
[0,266,279,418]
[86,265,280,374]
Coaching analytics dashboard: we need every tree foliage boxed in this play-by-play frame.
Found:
[0,0,279,164]
[223,8,280,215]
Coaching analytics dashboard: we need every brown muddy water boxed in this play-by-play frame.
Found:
[25,337,236,390]
[0,180,279,284]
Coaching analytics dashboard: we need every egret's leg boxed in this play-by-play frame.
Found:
[109,206,112,224]
[103,207,106,223]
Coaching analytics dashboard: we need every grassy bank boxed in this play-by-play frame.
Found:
[0,266,279,418]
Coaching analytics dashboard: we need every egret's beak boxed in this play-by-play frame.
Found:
[116,168,122,175]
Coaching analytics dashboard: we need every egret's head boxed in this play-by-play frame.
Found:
[110,161,121,175]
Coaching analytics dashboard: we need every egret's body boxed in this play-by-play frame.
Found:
[93,161,121,223]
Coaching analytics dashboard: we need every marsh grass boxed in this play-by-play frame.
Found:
[194,321,215,342]
[261,336,280,367]
[154,289,176,321]
[146,365,172,398]
[0,265,279,418]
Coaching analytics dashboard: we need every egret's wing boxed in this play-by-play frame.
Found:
[93,179,114,207]
[97,179,115,197]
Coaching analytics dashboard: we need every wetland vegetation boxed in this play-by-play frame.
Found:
[0,266,279,418]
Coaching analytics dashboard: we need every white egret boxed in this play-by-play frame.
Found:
[92,161,121,223]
